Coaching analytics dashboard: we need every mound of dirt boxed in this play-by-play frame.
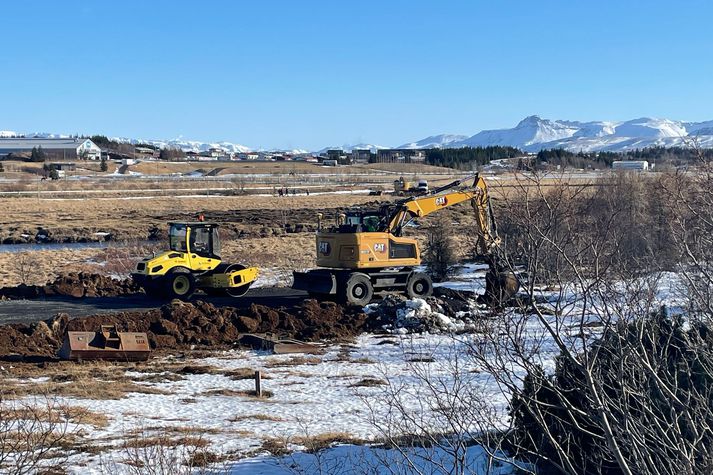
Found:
[0,299,367,360]
[0,272,141,300]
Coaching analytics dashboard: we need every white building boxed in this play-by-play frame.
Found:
[0,137,102,160]
[612,160,650,171]
[237,152,260,160]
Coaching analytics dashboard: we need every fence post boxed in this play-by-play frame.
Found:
[254,370,262,397]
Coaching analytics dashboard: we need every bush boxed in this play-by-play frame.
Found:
[424,216,456,281]
[30,146,46,162]
[509,308,713,474]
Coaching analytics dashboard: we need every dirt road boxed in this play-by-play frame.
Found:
[0,287,307,324]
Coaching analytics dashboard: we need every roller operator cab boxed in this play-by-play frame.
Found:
[132,222,259,300]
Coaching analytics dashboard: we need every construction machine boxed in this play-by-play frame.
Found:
[393,176,417,195]
[131,221,258,299]
[293,174,518,306]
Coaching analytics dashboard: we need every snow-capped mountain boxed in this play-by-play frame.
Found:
[112,137,252,154]
[0,130,72,139]
[5,115,713,154]
[317,143,388,153]
[398,134,469,149]
[408,116,713,152]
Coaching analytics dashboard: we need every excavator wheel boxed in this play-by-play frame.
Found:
[340,273,374,307]
[406,272,433,299]
[163,268,196,300]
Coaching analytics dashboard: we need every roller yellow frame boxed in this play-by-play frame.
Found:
[132,222,258,299]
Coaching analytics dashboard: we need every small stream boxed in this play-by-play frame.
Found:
[0,240,155,254]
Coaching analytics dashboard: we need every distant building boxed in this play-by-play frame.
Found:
[237,152,260,160]
[48,162,77,178]
[612,160,651,171]
[376,149,426,163]
[203,147,225,159]
[350,149,372,164]
[326,149,351,165]
[0,137,101,160]
[134,146,159,159]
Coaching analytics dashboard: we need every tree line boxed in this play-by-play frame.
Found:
[425,146,522,169]
[421,145,713,171]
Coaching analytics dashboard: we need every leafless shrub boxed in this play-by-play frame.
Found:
[12,253,38,286]
[358,168,713,475]
[470,170,713,474]
[425,215,457,282]
[99,427,224,475]
[0,393,76,475]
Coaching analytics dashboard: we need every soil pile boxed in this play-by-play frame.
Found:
[0,299,367,360]
[0,272,140,300]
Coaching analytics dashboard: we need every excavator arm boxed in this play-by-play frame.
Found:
[387,175,499,254]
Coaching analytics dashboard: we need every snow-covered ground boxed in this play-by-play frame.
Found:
[46,331,516,474]
[3,267,690,473]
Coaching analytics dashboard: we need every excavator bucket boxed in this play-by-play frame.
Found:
[481,265,520,307]
[59,325,151,361]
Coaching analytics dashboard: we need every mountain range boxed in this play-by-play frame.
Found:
[398,116,713,152]
[3,115,713,153]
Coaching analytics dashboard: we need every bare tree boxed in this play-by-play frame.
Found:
[356,168,713,475]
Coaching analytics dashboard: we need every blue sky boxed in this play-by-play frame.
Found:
[1,0,711,150]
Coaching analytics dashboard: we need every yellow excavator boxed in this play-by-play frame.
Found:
[293,174,518,306]
[131,221,259,299]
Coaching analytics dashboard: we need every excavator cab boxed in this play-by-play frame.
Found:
[337,212,384,233]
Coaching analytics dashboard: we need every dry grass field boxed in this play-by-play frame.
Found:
[0,169,602,288]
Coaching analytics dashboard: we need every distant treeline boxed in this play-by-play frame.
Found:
[533,146,713,170]
[425,146,522,169]
[422,145,713,171]
[533,149,615,170]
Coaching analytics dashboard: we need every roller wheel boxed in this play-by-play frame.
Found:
[341,273,373,307]
[164,268,196,300]
[210,263,252,298]
[406,272,433,299]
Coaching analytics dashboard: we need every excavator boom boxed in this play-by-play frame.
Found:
[386,175,499,254]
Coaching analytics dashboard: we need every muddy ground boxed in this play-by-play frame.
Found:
[0,272,141,300]
[0,274,478,360]
[0,298,370,360]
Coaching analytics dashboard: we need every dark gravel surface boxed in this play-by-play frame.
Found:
[0,287,307,324]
